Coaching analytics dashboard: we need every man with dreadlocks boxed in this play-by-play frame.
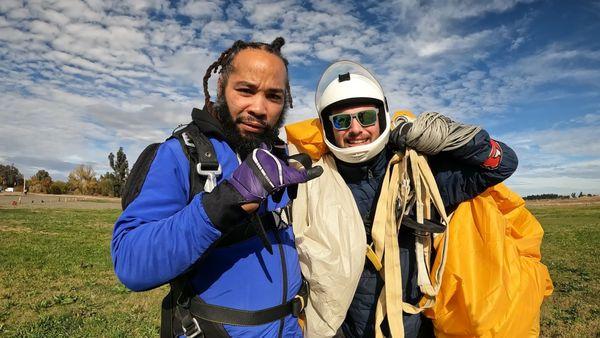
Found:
[112,37,321,338]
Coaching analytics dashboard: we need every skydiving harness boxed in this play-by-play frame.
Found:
[365,148,451,338]
[122,121,308,338]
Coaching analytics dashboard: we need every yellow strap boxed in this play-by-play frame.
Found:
[384,156,405,337]
[372,149,453,337]
[374,153,406,338]
[371,155,394,261]
[416,155,450,296]
[374,287,386,338]
[366,245,383,271]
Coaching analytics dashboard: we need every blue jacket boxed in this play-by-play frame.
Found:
[111,109,303,337]
[337,130,518,338]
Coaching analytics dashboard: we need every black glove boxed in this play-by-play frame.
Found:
[202,148,321,232]
[389,119,413,154]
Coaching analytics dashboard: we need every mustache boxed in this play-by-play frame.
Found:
[235,116,268,128]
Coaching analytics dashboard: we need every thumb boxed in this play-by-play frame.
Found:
[306,165,323,181]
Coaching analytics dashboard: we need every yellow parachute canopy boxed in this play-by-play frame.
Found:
[426,183,553,337]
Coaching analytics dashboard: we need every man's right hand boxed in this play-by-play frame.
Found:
[228,146,323,206]
[389,115,413,154]
[202,146,322,233]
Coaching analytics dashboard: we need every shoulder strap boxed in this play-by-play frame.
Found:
[121,122,221,210]
[170,122,221,201]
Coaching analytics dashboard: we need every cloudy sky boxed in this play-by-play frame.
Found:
[1,0,599,196]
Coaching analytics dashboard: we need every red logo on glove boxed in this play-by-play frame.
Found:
[482,139,502,169]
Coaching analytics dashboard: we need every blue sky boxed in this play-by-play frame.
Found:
[0,0,599,195]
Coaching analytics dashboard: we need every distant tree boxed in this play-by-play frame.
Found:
[97,172,117,197]
[578,192,584,198]
[28,169,53,193]
[67,165,98,195]
[108,147,129,197]
[523,193,565,200]
[0,163,24,188]
[48,180,69,195]
[570,192,577,199]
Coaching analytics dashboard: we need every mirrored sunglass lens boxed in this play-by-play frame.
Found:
[332,115,351,129]
[357,110,377,125]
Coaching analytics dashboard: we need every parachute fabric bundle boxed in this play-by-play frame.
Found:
[425,183,553,337]
[287,119,366,337]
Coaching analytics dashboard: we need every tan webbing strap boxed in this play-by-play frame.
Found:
[371,156,394,262]
[366,245,383,271]
[383,155,405,337]
[415,155,450,296]
[373,154,404,338]
[374,287,386,338]
[371,149,452,337]
[423,189,432,274]
[407,150,435,296]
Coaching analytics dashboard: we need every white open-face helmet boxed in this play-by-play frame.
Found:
[315,60,391,163]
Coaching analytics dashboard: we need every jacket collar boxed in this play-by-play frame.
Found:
[191,106,226,139]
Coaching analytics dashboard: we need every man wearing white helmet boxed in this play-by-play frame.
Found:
[310,61,518,337]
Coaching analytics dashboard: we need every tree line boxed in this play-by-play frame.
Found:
[3,148,597,199]
[0,147,129,197]
[523,192,597,200]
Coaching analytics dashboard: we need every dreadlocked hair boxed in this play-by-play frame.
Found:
[202,37,293,118]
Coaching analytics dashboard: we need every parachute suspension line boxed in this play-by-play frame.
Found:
[406,112,481,155]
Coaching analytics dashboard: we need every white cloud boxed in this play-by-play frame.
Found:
[242,0,292,27]
[507,176,600,196]
[178,0,224,19]
[499,124,600,195]
[571,113,600,125]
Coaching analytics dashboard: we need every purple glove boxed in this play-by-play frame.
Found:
[228,147,322,204]
[202,146,321,237]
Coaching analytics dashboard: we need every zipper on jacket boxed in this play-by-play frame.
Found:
[274,229,287,338]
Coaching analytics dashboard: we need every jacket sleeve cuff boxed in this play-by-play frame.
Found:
[201,181,249,232]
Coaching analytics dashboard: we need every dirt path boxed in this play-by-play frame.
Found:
[0,192,121,210]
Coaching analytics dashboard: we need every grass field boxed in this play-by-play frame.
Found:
[0,198,598,337]
[532,203,600,337]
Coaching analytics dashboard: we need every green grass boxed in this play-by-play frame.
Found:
[0,209,165,337]
[0,205,598,337]
[531,204,600,337]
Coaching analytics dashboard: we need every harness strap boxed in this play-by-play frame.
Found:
[371,149,452,338]
[177,279,309,331]
[171,123,221,196]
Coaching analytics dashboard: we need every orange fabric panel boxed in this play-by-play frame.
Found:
[426,183,553,337]
[284,118,328,160]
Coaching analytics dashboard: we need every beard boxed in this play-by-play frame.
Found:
[214,96,287,159]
